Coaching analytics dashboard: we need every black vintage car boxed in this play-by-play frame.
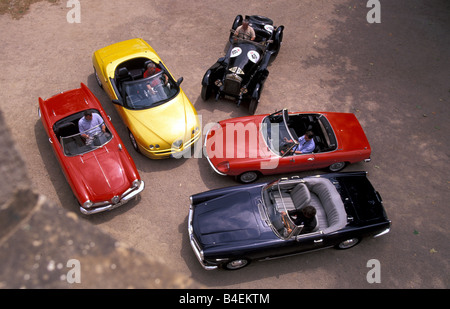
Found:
[188,172,390,270]
[201,15,284,114]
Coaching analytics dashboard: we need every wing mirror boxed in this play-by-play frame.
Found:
[177,77,183,86]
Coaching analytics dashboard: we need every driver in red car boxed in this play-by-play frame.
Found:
[284,131,315,154]
[78,110,105,141]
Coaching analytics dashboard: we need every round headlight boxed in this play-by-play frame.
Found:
[83,200,93,208]
[132,180,141,188]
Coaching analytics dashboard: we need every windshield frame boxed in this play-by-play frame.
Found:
[260,179,303,240]
[61,121,113,157]
[261,109,299,157]
[122,71,179,110]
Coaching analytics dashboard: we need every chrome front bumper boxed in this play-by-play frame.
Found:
[80,180,145,215]
[203,127,227,176]
[188,202,218,270]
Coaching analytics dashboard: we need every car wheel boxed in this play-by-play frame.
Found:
[223,258,250,270]
[335,238,360,250]
[270,26,284,57]
[238,171,259,183]
[94,69,103,88]
[201,84,212,101]
[128,130,140,153]
[328,162,346,172]
[248,98,258,115]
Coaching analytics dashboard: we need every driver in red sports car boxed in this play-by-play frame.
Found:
[283,131,316,154]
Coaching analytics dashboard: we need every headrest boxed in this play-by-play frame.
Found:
[291,183,311,209]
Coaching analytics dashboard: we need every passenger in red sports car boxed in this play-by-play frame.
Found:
[234,19,256,41]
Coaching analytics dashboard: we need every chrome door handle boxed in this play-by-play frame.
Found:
[307,158,315,161]
[314,239,323,243]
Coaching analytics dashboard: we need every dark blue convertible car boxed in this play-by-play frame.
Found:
[188,171,390,270]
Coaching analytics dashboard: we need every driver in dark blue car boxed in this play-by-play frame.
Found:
[282,206,317,235]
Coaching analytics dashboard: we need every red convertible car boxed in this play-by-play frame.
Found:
[38,83,145,215]
[205,109,371,183]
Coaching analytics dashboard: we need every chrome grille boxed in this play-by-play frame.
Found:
[224,73,242,95]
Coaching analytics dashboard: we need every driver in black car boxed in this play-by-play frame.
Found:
[233,19,256,41]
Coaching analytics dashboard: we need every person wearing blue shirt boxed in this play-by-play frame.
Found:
[284,131,315,154]
[78,110,105,141]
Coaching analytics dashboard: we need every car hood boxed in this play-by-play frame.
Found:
[123,92,198,147]
[68,147,130,201]
[193,190,262,246]
[227,41,264,77]
[205,114,273,168]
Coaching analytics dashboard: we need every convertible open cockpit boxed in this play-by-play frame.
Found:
[52,109,112,156]
[262,176,348,239]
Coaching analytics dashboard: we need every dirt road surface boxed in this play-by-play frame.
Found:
[1,0,448,288]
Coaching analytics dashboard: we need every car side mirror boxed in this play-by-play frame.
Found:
[112,99,122,106]
[177,77,183,86]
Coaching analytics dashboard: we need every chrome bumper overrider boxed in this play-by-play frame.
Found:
[188,202,218,270]
[373,227,390,238]
[80,180,145,215]
[203,127,226,176]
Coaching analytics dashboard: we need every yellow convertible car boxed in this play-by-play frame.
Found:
[92,38,201,159]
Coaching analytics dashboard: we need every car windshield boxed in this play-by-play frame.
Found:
[261,109,298,156]
[122,72,178,110]
[260,180,300,239]
[61,121,112,157]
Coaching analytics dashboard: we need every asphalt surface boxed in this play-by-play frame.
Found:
[1,0,448,288]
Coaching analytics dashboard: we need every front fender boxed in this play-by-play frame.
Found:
[202,69,213,86]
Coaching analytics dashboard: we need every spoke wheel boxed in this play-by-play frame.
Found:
[238,171,259,183]
[328,162,346,172]
[94,70,103,88]
[224,259,250,270]
[128,130,140,153]
[248,98,258,115]
[201,84,211,101]
[336,238,360,250]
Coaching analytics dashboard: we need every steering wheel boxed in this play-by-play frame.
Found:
[279,142,295,155]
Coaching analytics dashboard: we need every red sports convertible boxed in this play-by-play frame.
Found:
[205,109,371,183]
[38,83,145,215]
